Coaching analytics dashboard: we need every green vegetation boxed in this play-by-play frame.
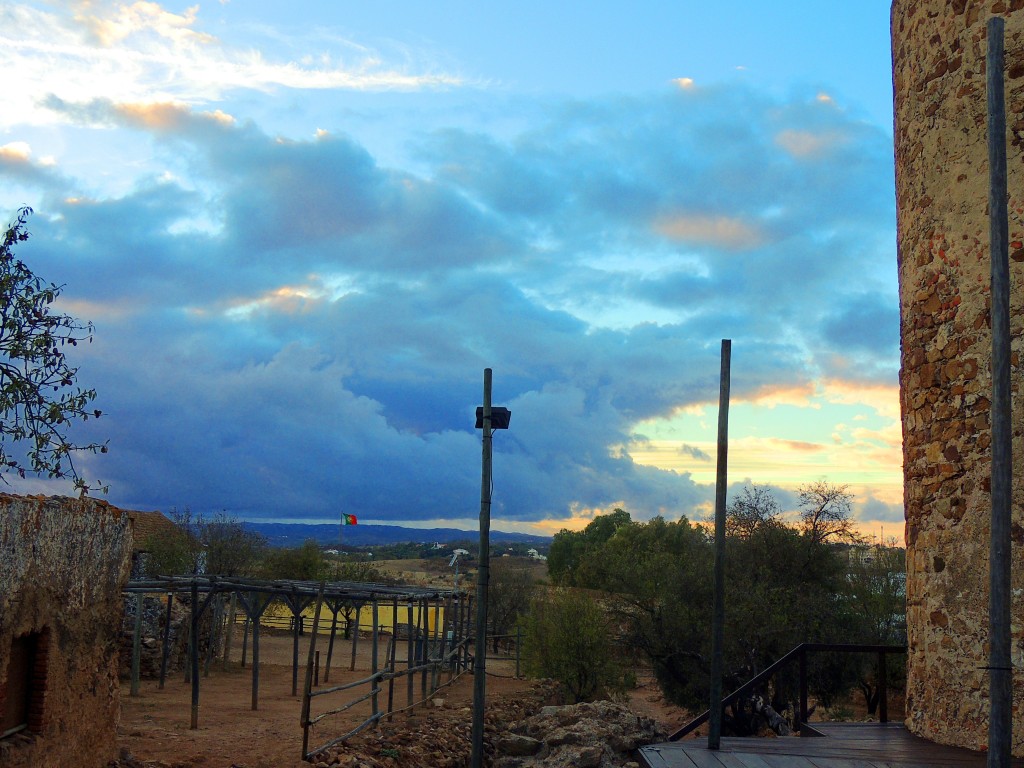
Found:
[0,208,106,492]
[540,483,906,716]
[142,508,266,577]
[523,589,631,703]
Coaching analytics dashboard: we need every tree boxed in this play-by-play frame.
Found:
[797,481,860,544]
[202,512,266,576]
[726,483,783,540]
[547,508,632,585]
[140,508,266,577]
[0,208,105,492]
[487,558,535,651]
[843,544,907,714]
[141,511,201,576]
[260,539,328,580]
[522,589,630,703]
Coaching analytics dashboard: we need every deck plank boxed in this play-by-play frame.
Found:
[637,723,1024,768]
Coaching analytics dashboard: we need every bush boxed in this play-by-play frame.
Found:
[522,589,629,703]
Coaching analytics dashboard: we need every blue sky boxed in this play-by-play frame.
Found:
[0,1,902,538]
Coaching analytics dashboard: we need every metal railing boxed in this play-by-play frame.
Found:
[668,642,907,741]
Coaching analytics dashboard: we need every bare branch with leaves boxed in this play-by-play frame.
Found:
[0,207,106,492]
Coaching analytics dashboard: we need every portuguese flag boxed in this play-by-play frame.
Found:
[342,513,358,526]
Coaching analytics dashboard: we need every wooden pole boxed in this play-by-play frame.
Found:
[203,594,222,677]
[471,367,494,768]
[190,581,200,729]
[291,590,301,697]
[707,339,731,750]
[986,16,1013,768]
[419,597,428,701]
[130,592,144,697]
[372,599,380,725]
[406,599,415,713]
[325,603,339,683]
[386,634,397,721]
[387,596,398,721]
[158,591,173,690]
[350,604,361,672]
[241,616,249,669]
[251,610,262,711]
[300,584,325,761]
[222,592,237,670]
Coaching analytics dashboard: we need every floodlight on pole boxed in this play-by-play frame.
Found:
[470,369,510,768]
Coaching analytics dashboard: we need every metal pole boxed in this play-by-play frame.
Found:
[708,339,731,750]
[471,367,493,768]
[986,16,1012,768]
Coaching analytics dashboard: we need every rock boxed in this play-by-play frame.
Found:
[577,745,604,767]
[503,699,666,767]
[496,734,543,757]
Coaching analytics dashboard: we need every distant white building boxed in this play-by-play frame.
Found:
[526,548,547,561]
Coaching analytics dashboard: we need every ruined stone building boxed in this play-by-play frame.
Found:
[0,495,133,768]
[892,0,1024,754]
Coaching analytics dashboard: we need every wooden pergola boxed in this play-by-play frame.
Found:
[123,576,467,730]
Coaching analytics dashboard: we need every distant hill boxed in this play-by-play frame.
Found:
[242,521,551,549]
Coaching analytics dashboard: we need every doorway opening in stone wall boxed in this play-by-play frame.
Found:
[1,629,49,739]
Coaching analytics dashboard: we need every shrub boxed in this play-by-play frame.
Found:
[522,589,629,703]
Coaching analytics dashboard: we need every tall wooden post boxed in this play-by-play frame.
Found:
[986,16,1013,768]
[708,339,731,750]
[130,592,143,697]
[222,592,237,669]
[471,368,494,768]
[371,599,380,724]
[190,581,200,730]
[158,591,173,689]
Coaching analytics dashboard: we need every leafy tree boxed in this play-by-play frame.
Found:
[141,510,201,576]
[548,508,632,585]
[566,489,860,715]
[522,589,630,703]
[0,208,105,491]
[487,558,535,651]
[202,513,266,576]
[843,544,907,713]
[141,508,266,577]
[260,539,328,580]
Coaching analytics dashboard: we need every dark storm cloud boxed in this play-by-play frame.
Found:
[1,82,898,524]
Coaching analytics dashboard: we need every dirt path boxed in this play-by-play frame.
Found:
[117,629,547,768]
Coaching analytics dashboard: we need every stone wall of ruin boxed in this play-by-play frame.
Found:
[0,495,132,768]
[892,0,1024,754]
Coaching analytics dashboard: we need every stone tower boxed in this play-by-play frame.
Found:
[892,0,1024,754]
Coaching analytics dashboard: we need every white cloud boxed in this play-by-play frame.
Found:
[0,2,464,129]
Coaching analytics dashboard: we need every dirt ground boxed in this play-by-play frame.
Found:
[115,627,687,768]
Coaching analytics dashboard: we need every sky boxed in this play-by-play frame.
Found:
[0,1,903,540]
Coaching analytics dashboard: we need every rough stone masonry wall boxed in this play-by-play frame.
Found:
[0,495,132,768]
[892,0,1024,754]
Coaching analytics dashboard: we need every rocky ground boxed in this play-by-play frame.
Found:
[108,630,683,768]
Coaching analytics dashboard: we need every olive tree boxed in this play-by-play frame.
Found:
[0,208,105,491]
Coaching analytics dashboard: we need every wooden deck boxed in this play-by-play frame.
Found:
[638,723,1024,768]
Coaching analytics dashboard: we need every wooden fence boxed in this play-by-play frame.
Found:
[301,587,476,760]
